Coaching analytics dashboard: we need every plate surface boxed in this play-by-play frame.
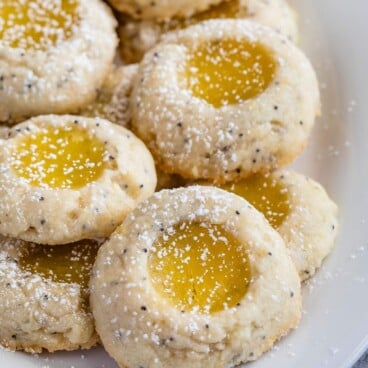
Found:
[1,0,368,367]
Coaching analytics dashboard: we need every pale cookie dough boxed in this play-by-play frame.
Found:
[90,186,302,368]
[275,171,338,280]
[0,236,99,353]
[80,64,139,128]
[0,115,156,244]
[131,20,320,183]
[108,0,223,20]
[213,170,339,281]
[0,0,117,124]
[0,126,10,139]
[119,0,298,63]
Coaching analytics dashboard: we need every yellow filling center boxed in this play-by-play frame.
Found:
[19,240,100,289]
[185,39,277,108]
[148,222,251,314]
[0,0,79,50]
[221,175,291,228]
[11,125,107,189]
[192,0,241,22]
[166,0,242,30]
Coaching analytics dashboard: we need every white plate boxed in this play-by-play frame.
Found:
[1,0,368,367]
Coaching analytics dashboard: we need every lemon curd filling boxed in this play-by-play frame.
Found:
[19,240,100,289]
[0,0,80,50]
[166,0,242,31]
[221,175,291,228]
[191,0,241,22]
[11,125,107,189]
[185,39,277,108]
[148,222,251,314]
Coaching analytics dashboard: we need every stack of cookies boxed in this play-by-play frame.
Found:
[0,0,156,353]
[0,1,338,367]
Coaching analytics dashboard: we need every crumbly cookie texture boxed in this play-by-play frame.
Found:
[0,236,99,353]
[90,186,301,368]
[119,0,298,63]
[275,171,338,280]
[108,0,223,20]
[0,115,157,244]
[80,64,139,128]
[0,0,117,124]
[131,20,320,183]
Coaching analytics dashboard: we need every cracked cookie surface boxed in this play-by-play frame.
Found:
[0,115,156,244]
[91,186,301,368]
[0,236,101,352]
[131,20,320,183]
[0,0,117,124]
